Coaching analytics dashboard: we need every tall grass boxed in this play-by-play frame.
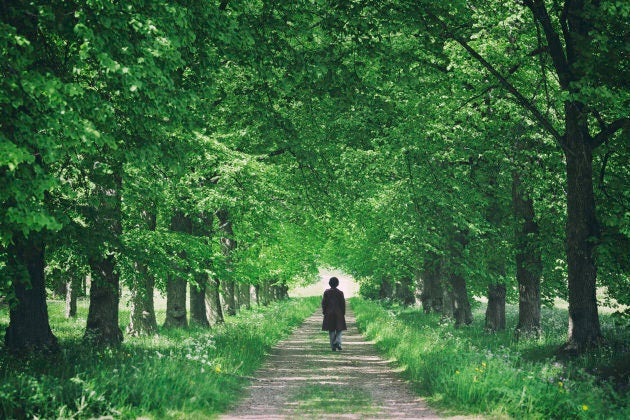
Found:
[0,296,319,419]
[351,298,629,419]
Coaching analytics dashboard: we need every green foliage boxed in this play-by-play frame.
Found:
[0,296,319,419]
[352,298,629,419]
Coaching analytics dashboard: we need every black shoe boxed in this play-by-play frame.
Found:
[336,345,342,351]
[331,347,336,352]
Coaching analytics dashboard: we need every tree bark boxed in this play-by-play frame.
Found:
[449,272,473,327]
[190,274,210,327]
[395,276,415,306]
[563,134,601,351]
[217,209,237,316]
[127,210,158,336]
[512,170,542,337]
[420,253,444,313]
[84,174,123,346]
[485,283,506,332]
[4,232,58,352]
[127,270,158,336]
[85,254,123,345]
[205,277,224,324]
[163,211,192,329]
[65,275,80,318]
[238,282,252,309]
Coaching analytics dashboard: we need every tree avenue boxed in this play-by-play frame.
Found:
[1,0,628,366]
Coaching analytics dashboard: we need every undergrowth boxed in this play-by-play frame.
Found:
[351,298,629,420]
[0,296,319,419]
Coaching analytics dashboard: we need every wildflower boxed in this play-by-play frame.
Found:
[582,405,588,411]
[481,362,487,367]
[558,381,563,387]
[215,365,221,373]
[455,370,460,375]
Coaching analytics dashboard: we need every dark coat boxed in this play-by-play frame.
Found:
[321,287,347,331]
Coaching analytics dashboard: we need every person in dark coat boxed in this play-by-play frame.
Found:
[322,276,347,351]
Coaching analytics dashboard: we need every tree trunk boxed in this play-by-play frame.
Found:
[378,277,393,300]
[4,232,58,352]
[85,254,123,345]
[485,283,506,332]
[190,275,210,327]
[163,211,191,328]
[563,131,601,351]
[395,277,415,306]
[65,275,79,318]
[449,273,473,328]
[217,209,237,316]
[420,253,444,313]
[84,170,123,346]
[127,210,158,336]
[238,283,252,309]
[222,280,237,316]
[205,277,224,324]
[441,287,454,318]
[127,271,158,336]
[512,170,542,338]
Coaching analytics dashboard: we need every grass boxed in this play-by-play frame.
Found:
[0,296,319,419]
[351,298,629,420]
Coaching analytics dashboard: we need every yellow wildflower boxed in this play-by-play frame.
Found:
[481,362,487,367]
[455,370,460,375]
[582,405,588,411]
[215,365,221,373]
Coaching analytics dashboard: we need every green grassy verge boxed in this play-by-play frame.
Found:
[351,298,629,420]
[0,296,319,419]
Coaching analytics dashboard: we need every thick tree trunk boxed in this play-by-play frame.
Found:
[85,254,123,345]
[190,275,210,327]
[420,253,444,313]
[485,283,506,332]
[441,287,455,318]
[512,171,542,337]
[164,211,191,328]
[164,274,188,328]
[395,277,415,306]
[127,210,158,336]
[205,277,224,324]
[238,283,252,309]
[258,281,271,305]
[4,233,58,352]
[217,209,237,316]
[65,275,80,318]
[563,132,601,351]
[84,170,123,346]
[127,268,158,336]
[378,277,393,300]
[222,281,237,316]
[449,273,473,328]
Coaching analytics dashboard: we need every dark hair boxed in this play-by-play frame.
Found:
[329,277,339,288]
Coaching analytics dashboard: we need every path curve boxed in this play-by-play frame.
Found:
[221,304,465,419]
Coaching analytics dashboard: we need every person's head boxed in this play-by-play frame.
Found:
[329,276,339,288]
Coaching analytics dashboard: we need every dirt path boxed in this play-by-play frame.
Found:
[221,304,465,419]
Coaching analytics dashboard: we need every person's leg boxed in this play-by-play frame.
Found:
[334,330,343,350]
[329,331,337,351]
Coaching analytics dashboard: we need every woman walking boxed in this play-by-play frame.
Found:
[322,276,347,351]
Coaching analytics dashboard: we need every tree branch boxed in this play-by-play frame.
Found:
[425,11,563,143]
[591,117,630,148]
[454,36,563,143]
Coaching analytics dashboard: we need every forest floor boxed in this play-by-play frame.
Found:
[220,305,474,419]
